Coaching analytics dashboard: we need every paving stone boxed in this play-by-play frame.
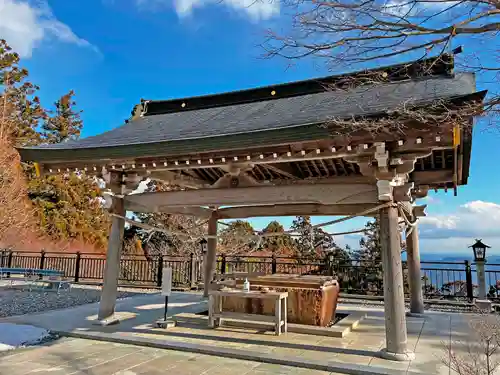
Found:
[369,357,410,372]
[0,341,125,375]
[110,351,200,375]
[331,353,373,366]
[250,363,327,375]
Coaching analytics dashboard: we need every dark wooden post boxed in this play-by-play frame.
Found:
[406,225,424,315]
[465,260,474,302]
[271,254,277,274]
[203,212,218,297]
[379,204,411,360]
[220,254,226,275]
[74,252,81,282]
[190,252,197,289]
[6,251,13,278]
[40,250,46,269]
[156,254,164,288]
[7,251,13,268]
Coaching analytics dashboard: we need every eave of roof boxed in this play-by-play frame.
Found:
[18,73,481,164]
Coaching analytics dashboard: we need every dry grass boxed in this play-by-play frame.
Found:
[443,313,500,375]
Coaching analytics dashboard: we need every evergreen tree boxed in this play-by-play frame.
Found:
[42,91,83,144]
[1,39,109,250]
[0,39,44,145]
[355,219,382,263]
[218,220,257,254]
[290,215,349,263]
[260,220,292,255]
[27,173,109,249]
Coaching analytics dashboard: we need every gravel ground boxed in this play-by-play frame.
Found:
[0,281,481,319]
[0,283,159,318]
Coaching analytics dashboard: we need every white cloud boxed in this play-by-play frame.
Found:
[419,200,500,240]
[0,0,97,58]
[136,0,279,21]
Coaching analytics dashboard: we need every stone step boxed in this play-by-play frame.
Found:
[55,329,425,375]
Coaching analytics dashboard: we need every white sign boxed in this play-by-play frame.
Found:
[161,267,172,296]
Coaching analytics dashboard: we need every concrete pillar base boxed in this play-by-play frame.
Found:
[405,312,426,319]
[155,319,177,329]
[93,316,120,326]
[475,299,493,313]
[379,348,415,362]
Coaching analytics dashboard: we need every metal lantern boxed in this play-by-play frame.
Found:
[199,238,208,254]
[470,239,490,262]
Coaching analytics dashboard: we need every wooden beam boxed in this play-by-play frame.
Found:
[124,183,378,209]
[217,203,380,219]
[124,200,213,217]
[148,170,207,189]
[411,170,453,185]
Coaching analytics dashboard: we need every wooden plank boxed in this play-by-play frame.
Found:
[212,311,279,324]
[124,183,378,210]
[217,203,379,219]
[275,299,282,336]
[411,170,453,185]
[148,170,207,189]
[123,202,213,217]
[209,290,288,299]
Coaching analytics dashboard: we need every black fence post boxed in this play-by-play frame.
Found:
[221,254,226,275]
[465,260,474,302]
[7,251,13,277]
[190,252,197,289]
[156,255,164,288]
[271,254,277,274]
[40,250,46,270]
[74,252,81,282]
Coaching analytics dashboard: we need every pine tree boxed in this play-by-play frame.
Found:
[260,220,292,255]
[26,90,110,250]
[355,219,382,263]
[0,40,42,247]
[0,39,44,145]
[218,220,257,254]
[27,173,109,249]
[42,91,83,144]
[290,215,349,262]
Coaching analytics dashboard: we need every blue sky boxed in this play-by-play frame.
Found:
[2,0,499,256]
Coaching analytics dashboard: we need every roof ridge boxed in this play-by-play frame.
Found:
[140,54,454,117]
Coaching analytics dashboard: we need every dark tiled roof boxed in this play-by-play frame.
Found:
[23,73,476,153]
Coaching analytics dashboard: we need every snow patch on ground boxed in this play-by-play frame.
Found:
[0,323,52,352]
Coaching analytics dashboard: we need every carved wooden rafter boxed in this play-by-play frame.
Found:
[344,144,433,202]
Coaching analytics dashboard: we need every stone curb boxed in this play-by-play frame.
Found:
[55,330,425,375]
[173,311,366,338]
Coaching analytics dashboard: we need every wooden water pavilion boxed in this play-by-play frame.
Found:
[18,54,485,361]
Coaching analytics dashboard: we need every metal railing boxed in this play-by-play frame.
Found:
[1,250,496,300]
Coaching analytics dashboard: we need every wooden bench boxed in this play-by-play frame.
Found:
[0,268,69,293]
[208,289,288,336]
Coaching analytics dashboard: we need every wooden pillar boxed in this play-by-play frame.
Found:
[203,212,218,297]
[406,224,425,315]
[379,204,414,361]
[97,197,125,324]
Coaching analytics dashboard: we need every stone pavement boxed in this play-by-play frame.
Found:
[0,337,337,375]
[0,292,479,375]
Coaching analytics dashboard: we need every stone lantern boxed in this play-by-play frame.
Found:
[470,239,492,311]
